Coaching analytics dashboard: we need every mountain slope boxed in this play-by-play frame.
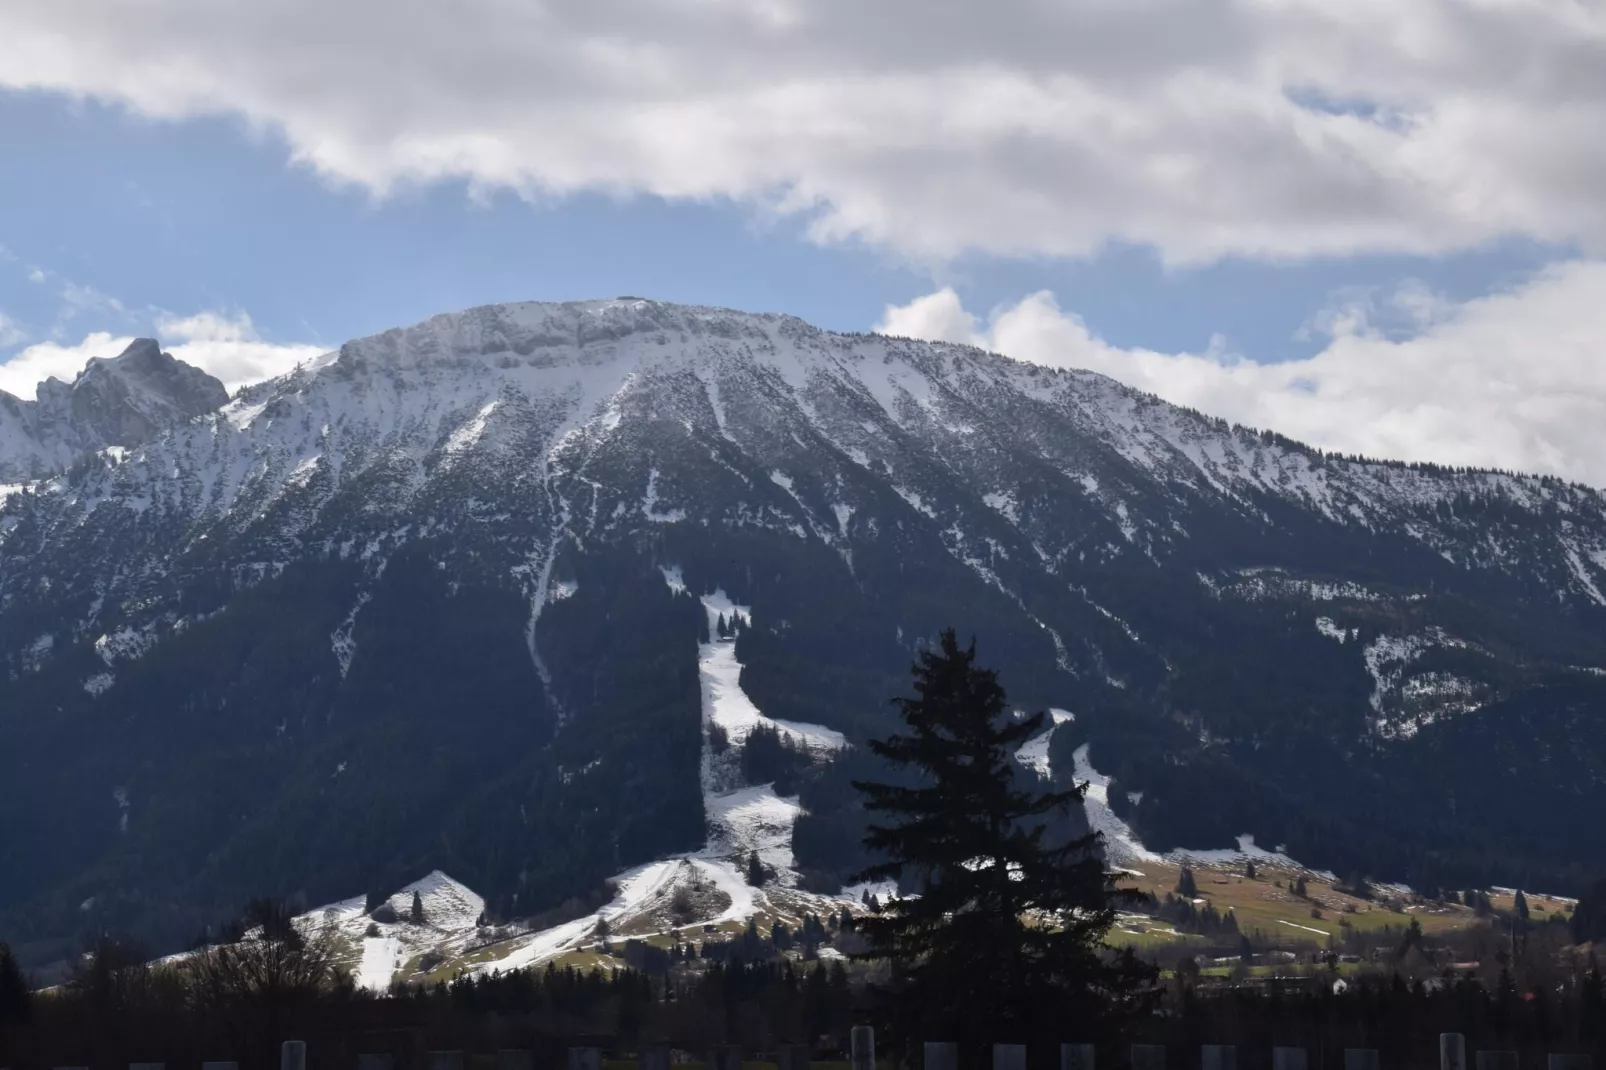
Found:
[2,298,1604,958]
[0,338,228,482]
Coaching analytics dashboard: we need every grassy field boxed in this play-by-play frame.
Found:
[1107,859,1575,953]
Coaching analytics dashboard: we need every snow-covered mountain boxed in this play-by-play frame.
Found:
[0,337,228,482]
[3,298,1604,960]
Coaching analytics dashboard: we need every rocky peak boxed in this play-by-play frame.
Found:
[0,338,228,480]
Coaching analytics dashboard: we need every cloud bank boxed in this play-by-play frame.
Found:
[877,260,1606,487]
[3,0,1605,263]
[0,311,324,399]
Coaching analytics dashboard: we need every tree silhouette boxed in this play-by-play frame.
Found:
[0,940,29,1024]
[851,629,1153,1061]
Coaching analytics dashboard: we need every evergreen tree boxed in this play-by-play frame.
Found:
[1514,889,1530,923]
[1573,877,1606,944]
[747,849,768,887]
[1398,916,1424,958]
[850,630,1154,1062]
[1294,875,1308,898]
[1177,866,1199,898]
[1244,859,1257,880]
[0,940,29,1025]
[411,890,425,924]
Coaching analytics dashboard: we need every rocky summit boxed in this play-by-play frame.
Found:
[0,337,228,483]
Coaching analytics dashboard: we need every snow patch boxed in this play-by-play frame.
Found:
[330,592,371,679]
[1072,743,1161,865]
[83,672,114,696]
[1314,617,1354,643]
[642,468,686,523]
[892,486,936,518]
[1013,708,1074,778]
[660,564,687,594]
[357,935,401,991]
[982,491,1020,523]
[95,627,155,665]
[1168,834,1327,876]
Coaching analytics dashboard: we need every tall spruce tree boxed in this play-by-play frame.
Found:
[0,940,29,1024]
[851,630,1153,1060]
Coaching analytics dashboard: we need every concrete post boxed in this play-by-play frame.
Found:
[1344,1052,1380,1070]
[1061,1043,1095,1070]
[497,1053,534,1070]
[777,1045,811,1070]
[1442,1035,1467,1070]
[851,1026,876,1070]
[1202,1047,1237,1070]
[925,1042,959,1070]
[569,1049,603,1070]
[995,1045,1027,1070]
[281,1042,306,1070]
[1132,1046,1167,1070]
[1548,1057,1592,1070]
[427,1054,465,1070]
[1476,1053,1518,1070]
[1273,1049,1307,1070]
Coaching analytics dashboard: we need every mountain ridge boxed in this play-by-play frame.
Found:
[2,296,1603,963]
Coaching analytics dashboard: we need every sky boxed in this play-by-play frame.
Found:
[2,0,1606,483]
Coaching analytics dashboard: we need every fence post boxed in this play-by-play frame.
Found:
[852,1026,876,1070]
[1548,1057,1592,1070]
[994,1046,1027,1070]
[1476,1053,1518,1070]
[925,1042,958,1070]
[1062,1044,1095,1070]
[281,1042,306,1070]
[1203,1047,1237,1070]
[1344,1052,1380,1070]
[1132,1046,1167,1070]
[1442,1036,1467,1070]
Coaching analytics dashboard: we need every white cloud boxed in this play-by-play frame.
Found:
[0,311,323,399]
[154,310,325,392]
[2,0,1606,263]
[0,333,127,398]
[875,260,1606,487]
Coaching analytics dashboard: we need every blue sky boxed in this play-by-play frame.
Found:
[0,93,1564,363]
[3,0,1606,483]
